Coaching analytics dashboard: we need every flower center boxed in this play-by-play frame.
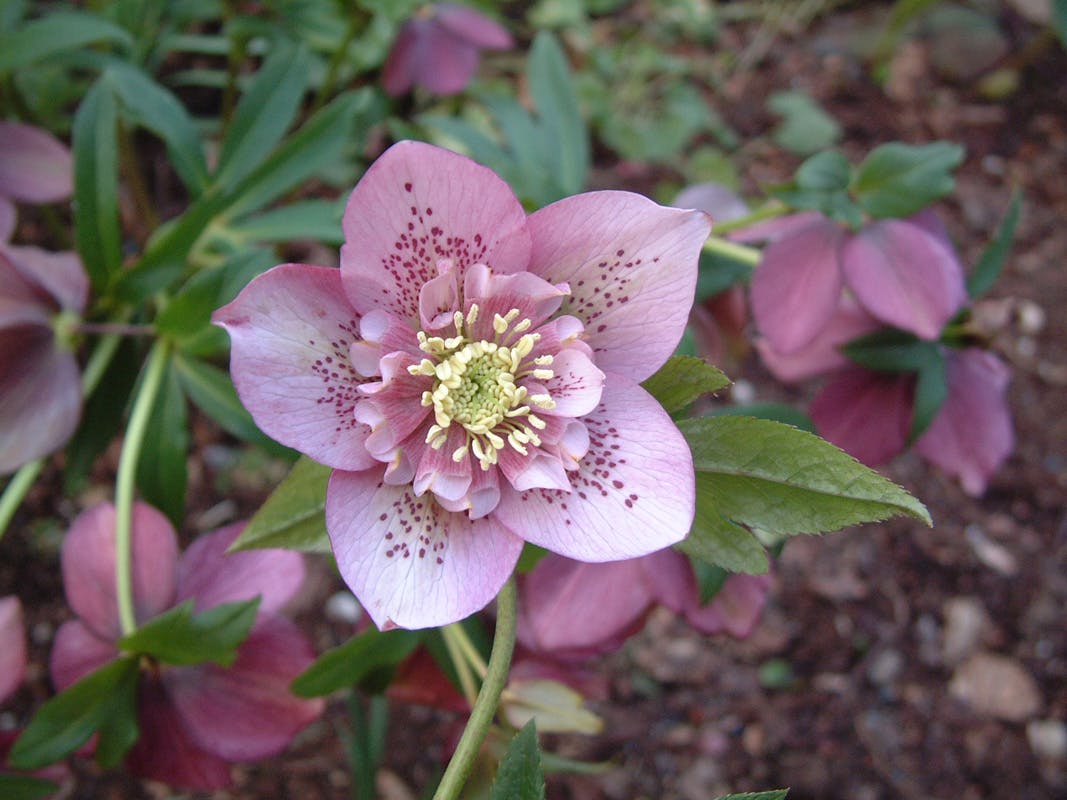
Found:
[408,305,556,470]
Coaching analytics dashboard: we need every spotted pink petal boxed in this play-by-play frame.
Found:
[539,347,604,418]
[165,616,324,761]
[842,218,967,340]
[0,596,26,704]
[526,191,711,382]
[915,349,1013,495]
[755,297,883,383]
[436,4,514,50]
[61,502,179,640]
[49,620,119,691]
[2,244,88,313]
[326,469,525,629]
[213,263,376,471]
[340,141,531,322]
[0,121,74,204]
[175,523,306,615]
[462,263,569,340]
[126,676,233,790]
[750,217,845,354]
[495,376,694,561]
[684,573,772,637]
[809,368,913,466]
[0,328,81,473]
[517,553,655,657]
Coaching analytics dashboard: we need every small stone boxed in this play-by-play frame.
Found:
[949,652,1042,722]
[731,378,756,405]
[1017,300,1047,335]
[942,596,990,666]
[867,649,904,687]
[964,524,1019,576]
[1028,719,1067,761]
[324,591,363,624]
[742,722,765,756]
[376,769,417,800]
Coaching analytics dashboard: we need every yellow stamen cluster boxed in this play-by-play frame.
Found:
[408,305,556,470]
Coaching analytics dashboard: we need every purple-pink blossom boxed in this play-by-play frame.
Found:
[0,596,26,706]
[0,122,85,474]
[517,551,772,660]
[215,141,711,630]
[49,503,323,791]
[382,4,513,97]
[744,209,967,354]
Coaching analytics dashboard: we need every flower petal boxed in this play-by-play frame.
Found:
[518,553,654,657]
[326,469,524,629]
[165,616,324,761]
[755,297,882,383]
[495,376,694,561]
[0,328,81,474]
[436,4,514,49]
[0,121,74,203]
[213,263,377,471]
[0,596,26,704]
[728,211,823,244]
[61,502,179,640]
[684,573,773,638]
[175,523,306,615]
[340,141,531,323]
[2,244,88,312]
[915,349,1013,495]
[0,197,15,242]
[381,18,421,96]
[126,677,233,790]
[809,367,913,466]
[750,218,845,354]
[539,347,605,418]
[526,191,711,382]
[842,218,967,340]
[411,25,480,96]
[49,620,118,691]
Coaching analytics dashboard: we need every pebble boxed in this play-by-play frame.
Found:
[867,649,904,687]
[1027,719,1067,761]
[949,652,1042,722]
[942,596,990,666]
[324,591,363,624]
[964,524,1019,576]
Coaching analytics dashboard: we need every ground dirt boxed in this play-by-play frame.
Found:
[3,4,1066,800]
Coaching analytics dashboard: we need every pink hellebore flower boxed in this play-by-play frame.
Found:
[215,141,711,630]
[745,209,967,354]
[49,503,323,791]
[759,302,1013,495]
[0,596,26,706]
[0,122,85,474]
[518,551,772,660]
[382,4,513,97]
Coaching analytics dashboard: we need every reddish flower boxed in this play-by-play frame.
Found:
[382,4,513,97]
[49,503,324,790]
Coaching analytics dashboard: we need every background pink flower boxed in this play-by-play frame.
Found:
[49,503,323,791]
[0,596,26,706]
[382,4,513,96]
[216,141,711,630]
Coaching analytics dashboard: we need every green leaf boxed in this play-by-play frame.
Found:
[967,190,1021,298]
[695,249,752,299]
[843,329,936,372]
[689,558,728,605]
[214,40,311,189]
[105,61,209,195]
[490,721,545,800]
[0,775,59,800]
[229,456,331,552]
[119,598,260,667]
[136,358,188,527]
[174,355,292,455]
[1055,0,1067,49]
[678,475,769,574]
[910,348,948,441]
[710,404,816,433]
[795,150,851,192]
[229,199,344,245]
[8,658,140,770]
[527,32,588,196]
[93,670,140,768]
[641,356,730,414]
[72,77,122,292]
[851,141,964,219]
[291,628,422,697]
[714,792,789,800]
[0,11,132,72]
[677,416,932,536]
[768,90,841,156]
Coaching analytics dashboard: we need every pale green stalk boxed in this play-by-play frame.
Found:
[432,578,518,800]
[113,340,171,635]
[703,235,762,267]
[441,624,480,708]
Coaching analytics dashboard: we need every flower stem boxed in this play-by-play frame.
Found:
[441,625,480,708]
[703,235,762,267]
[114,340,171,635]
[0,332,124,542]
[711,200,788,235]
[432,578,518,800]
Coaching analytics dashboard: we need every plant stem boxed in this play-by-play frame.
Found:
[432,578,518,800]
[114,340,171,635]
[449,623,489,678]
[711,201,788,235]
[442,625,480,708]
[0,332,123,542]
[703,235,762,267]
